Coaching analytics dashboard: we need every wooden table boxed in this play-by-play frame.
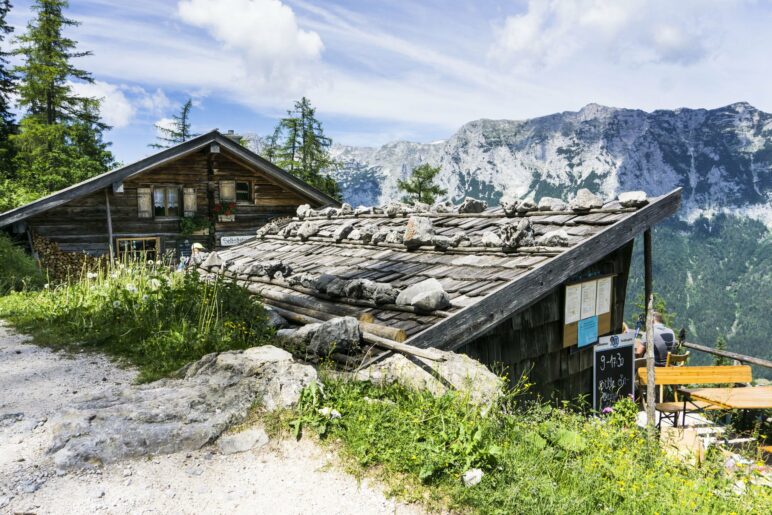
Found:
[678,386,772,410]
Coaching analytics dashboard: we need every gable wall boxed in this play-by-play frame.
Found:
[458,241,635,400]
[25,148,319,256]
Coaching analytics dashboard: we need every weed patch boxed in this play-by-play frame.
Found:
[292,378,771,514]
[0,262,274,381]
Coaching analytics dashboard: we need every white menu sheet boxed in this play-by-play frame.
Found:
[564,284,581,324]
[580,280,597,320]
[595,277,612,315]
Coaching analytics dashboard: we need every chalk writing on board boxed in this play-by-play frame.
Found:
[593,331,635,412]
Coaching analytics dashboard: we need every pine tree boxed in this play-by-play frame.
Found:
[10,0,113,197]
[397,163,447,205]
[713,336,732,366]
[0,0,16,178]
[150,98,197,148]
[267,97,340,200]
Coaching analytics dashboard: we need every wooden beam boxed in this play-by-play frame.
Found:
[105,189,114,260]
[683,341,772,370]
[402,188,682,351]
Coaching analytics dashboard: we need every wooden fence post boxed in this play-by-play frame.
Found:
[644,229,656,430]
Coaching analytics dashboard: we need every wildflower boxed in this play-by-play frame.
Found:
[142,295,149,302]
[86,272,98,279]
[148,278,161,290]
[110,272,119,279]
[318,407,341,419]
[602,407,614,414]
[112,301,121,308]
[43,283,49,289]
[125,284,138,293]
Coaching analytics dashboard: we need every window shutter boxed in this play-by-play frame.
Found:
[183,188,197,217]
[219,180,236,202]
[137,188,152,218]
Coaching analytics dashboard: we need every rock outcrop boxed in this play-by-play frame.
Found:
[48,346,316,470]
[355,348,503,407]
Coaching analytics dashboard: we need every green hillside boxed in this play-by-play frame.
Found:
[625,214,771,378]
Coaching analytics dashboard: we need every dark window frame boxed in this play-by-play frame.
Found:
[115,237,160,262]
[235,180,252,204]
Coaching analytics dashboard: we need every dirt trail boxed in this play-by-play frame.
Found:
[0,321,420,514]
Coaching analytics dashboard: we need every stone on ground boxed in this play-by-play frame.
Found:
[355,349,503,407]
[48,346,316,470]
[217,427,270,455]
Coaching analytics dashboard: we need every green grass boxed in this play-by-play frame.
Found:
[0,233,44,295]
[289,378,772,514]
[0,261,274,381]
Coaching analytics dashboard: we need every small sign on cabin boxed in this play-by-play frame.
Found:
[563,275,614,347]
[593,331,635,412]
[220,235,253,247]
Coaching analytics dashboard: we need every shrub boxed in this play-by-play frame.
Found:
[0,261,273,381]
[0,233,43,294]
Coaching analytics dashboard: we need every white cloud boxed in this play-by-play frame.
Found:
[489,0,720,69]
[69,80,135,127]
[176,0,324,93]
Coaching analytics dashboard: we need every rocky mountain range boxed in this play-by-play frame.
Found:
[331,102,771,227]
[330,102,771,375]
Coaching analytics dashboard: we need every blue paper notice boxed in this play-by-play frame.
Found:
[578,316,599,348]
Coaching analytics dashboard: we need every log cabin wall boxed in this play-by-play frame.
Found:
[25,147,317,260]
[457,241,634,401]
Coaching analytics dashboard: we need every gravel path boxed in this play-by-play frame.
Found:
[0,321,421,514]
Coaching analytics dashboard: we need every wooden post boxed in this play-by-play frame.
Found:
[105,188,114,260]
[643,229,656,429]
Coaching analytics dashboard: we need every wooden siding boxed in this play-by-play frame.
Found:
[457,242,634,400]
[26,148,320,257]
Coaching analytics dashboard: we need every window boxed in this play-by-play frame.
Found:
[153,187,180,217]
[116,238,159,262]
[236,181,252,203]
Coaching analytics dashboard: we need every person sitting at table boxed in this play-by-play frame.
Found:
[633,312,676,366]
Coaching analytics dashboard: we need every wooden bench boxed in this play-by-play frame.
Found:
[637,365,753,427]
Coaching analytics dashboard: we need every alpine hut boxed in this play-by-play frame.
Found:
[199,188,681,399]
[0,130,339,268]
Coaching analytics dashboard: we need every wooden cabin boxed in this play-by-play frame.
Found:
[202,189,681,399]
[0,131,338,264]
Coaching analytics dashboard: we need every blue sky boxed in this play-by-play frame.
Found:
[6,0,772,164]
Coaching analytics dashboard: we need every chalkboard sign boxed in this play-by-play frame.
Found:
[176,239,193,260]
[593,331,635,412]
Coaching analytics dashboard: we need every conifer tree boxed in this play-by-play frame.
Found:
[397,163,447,205]
[150,98,197,148]
[0,0,16,178]
[267,97,340,200]
[11,0,113,195]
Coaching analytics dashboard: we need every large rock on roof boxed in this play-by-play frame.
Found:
[355,349,503,407]
[396,278,450,313]
[49,346,316,469]
[458,197,488,214]
[297,221,319,241]
[403,215,435,250]
[499,218,534,250]
[570,189,604,212]
[618,191,649,208]
[538,197,568,211]
[280,316,362,356]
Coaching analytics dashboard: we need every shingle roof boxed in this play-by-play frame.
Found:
[210,189,681,356]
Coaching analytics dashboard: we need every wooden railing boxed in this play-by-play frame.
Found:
[682,341,772,370]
